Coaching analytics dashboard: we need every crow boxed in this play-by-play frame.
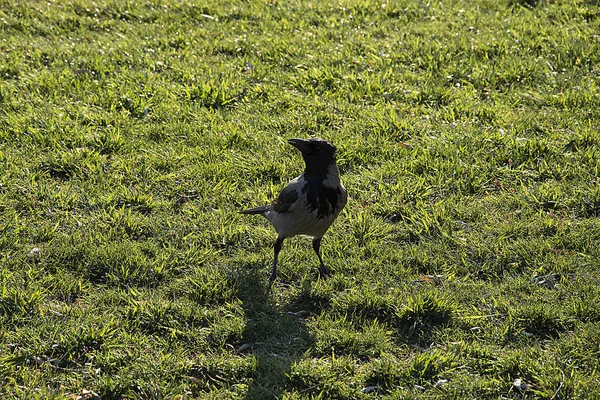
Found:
[241,137,348,284]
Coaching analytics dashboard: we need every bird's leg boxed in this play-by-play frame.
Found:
[312,237,330,278]
[270,237,284,285]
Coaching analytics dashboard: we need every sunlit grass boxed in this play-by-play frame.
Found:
[1,0,600,398]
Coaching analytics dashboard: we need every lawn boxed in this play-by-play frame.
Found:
[1,0,600,398]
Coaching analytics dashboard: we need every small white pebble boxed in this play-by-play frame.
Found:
[361,386,377,393]
[435,379,448,387]
[29,247,41,257]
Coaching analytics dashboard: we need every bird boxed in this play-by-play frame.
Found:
[241,137,348,284]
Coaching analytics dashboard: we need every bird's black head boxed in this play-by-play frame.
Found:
[288,137,337,175]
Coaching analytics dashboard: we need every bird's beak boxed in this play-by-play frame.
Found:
[288,138,311,153]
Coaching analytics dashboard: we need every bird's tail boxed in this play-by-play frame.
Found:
[240,205,270,215]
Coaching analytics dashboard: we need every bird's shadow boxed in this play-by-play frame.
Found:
[234,266,314,399]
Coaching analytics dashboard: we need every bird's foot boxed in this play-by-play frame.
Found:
[268,270,277,287]
[317,265,331,279]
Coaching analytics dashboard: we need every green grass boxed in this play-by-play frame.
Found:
[1,0,600,398]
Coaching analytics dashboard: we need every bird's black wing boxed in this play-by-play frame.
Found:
[273,185,299,213]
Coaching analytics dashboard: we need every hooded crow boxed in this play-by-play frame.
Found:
[241,137,348,284]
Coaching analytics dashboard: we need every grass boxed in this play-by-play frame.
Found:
[1,0,600,398]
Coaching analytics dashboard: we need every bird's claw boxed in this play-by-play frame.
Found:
[269,271,277,286]
[318,266,331,279]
